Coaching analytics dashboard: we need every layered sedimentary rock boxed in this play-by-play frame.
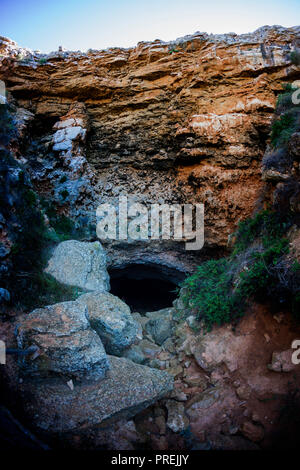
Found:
[1,26,299,260]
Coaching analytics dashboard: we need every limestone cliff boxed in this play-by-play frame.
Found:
[0,26,299,258]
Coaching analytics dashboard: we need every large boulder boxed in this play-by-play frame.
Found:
[45,240,110,292]
[77,292,141,355]
[17,301,109,379]
[20,356,174,433]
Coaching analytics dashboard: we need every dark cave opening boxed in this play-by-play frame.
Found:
[30,114,60,137]
[108,263,186,314]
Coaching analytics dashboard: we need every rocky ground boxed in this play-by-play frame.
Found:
[1,238,300,450]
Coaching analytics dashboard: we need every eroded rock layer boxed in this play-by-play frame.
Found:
[1,26,299,259]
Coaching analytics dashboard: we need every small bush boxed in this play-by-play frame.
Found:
[271,111,298,148]
[276,86,296,114]
[52,214,74,238]
[168,46,180,54]
[181,210,294,330]
[290,49,300,66]
[20,272,83,310]
[0,104,17,146]
[40,198,89,241]
[0,105,86,310]
[181,258,242,330]
[233,210,290,255]
[238,238,289,298]
[24,189,37,207]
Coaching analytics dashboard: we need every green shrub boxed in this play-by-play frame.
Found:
[181,210,293,331]
[24,189,37,207]
[271,111,297,148]
[52,214,74,238]
[292,261,300,273]
[275,85,296,114]
[233,209,289,255]
[181,258,242,330]
[272,82,300,148]
[0,105,86,310]
[22,272,83,310]
[0,104,17,146]
[290,50,300,66]
[238,239,289,298]
[40,198,89,241]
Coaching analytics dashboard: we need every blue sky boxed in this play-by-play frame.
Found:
[1,0,299,53]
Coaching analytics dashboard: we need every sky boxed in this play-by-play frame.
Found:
[0,0,299,53]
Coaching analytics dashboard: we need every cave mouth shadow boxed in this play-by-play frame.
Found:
[108,263,186,314]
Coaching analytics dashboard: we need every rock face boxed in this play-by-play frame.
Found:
[45,240,110,292]
[77,292,141,355]
[17,301,109,379]
[20,356,173,433]
[0,26,299,266]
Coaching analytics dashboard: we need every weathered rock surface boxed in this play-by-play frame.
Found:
[165,400,189,433]
[1,26,299,253]
[77,291,141,355]
[268,349,296,372]
[123,344,146,364]
[45,240,109,292]
[17,301,109,379]
[145,308,174,346]
[138,339,162,358]
[185,388,220,416]
[241,421,265,442]
[20,356,173,433]
[189,328,252,372]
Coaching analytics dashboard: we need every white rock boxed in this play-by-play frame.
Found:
[45,240,110,292]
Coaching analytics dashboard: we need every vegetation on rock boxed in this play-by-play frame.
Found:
[290,49,300,66]
[0,105,85,310]
[271,83,300,148]
[181,83,300,331]
[180,209,299,331]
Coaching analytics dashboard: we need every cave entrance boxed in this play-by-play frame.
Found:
[108,263,186,314]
